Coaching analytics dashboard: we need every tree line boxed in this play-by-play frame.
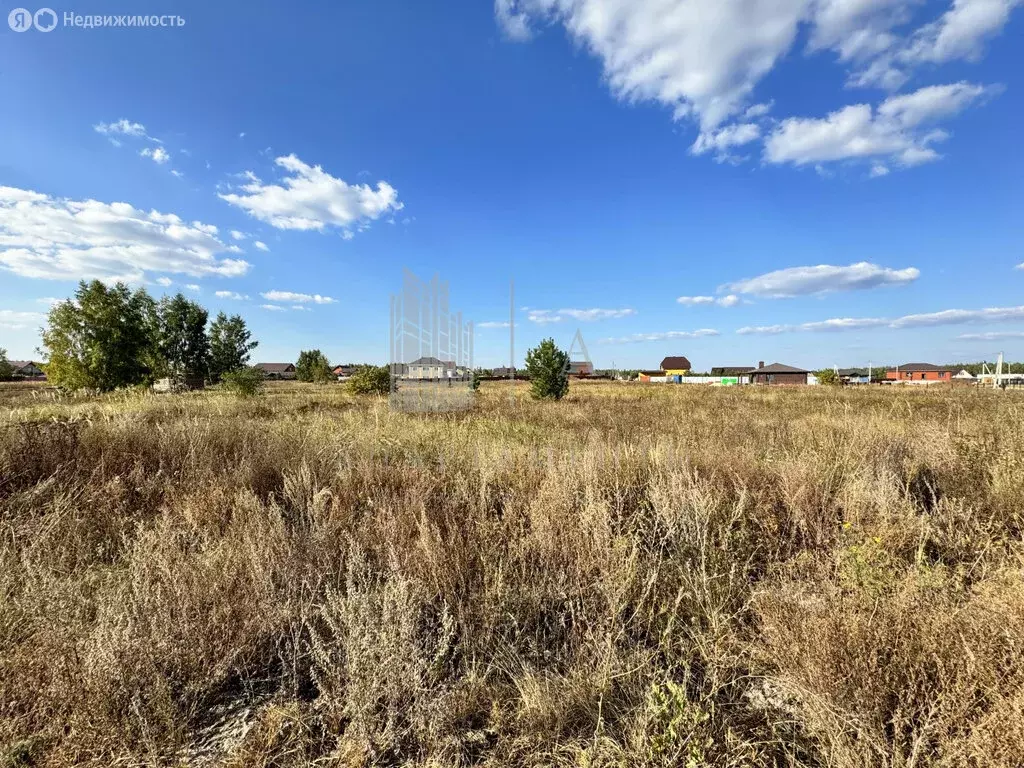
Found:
[40,280,258,391]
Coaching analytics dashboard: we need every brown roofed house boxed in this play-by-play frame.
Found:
[746,361,809,385]
[255,362,296,380]
[660,356,692,374]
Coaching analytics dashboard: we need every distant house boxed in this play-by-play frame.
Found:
[408,356,447,379]
[568,361,594,376]
[255,362,296,380]
[887,363,953,382]
[8,361,45,379]
[838,368,871,385]
[746,361,810,385]
[332,364,358,379]
[660,356,692,376]
[638,370,665,382]
[492,366,517,377]
[710,366,750,377]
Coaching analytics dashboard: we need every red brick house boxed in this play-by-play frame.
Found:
[886,363,953,382]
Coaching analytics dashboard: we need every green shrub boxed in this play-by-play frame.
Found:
[347,365,391,395]
[221,366,265,398]
[296,350,333,384]
[525,338,569,400]
[816,369,841,386]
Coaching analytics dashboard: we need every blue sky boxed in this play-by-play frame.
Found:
[1,0,1022,370]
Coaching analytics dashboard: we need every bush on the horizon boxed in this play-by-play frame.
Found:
[347,364,390,395]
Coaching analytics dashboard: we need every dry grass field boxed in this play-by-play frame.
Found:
[2,379,1024,767]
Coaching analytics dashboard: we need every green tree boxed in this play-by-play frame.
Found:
[296,349,332,383]
[209,312,258,382]
[347,364,390,395]
[221,366,265,398]
[0,348,13,381]
[816,368,841,386]
[525,338,570,400]
[158,294,210,381]
[42,281,158,391]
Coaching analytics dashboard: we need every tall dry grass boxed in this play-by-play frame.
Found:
[2,380,1023,767]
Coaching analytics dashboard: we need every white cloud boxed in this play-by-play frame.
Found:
[497,1,1017,169]
[870,163,891,177]
[744,101,774,118]
[763,82,995,169]
[230,230,247,241]
[0,310,46,330]
[737,304,1024,334]
[957,331,1024,340]
[677,295,739,307]
[260,304,285,311]
[219,154,402,237]
[185,284,200,292]
[736,324,792,335]
[478,321,512,328]
[890,304,1024,328]
[215,290,248,300]
[527,307,635,323]
[156,277,173,287]
[724,261,919,297]
[600,328,720,344]
[253,241,269,252]
[93,119,150,139]
[527,309,562,324]
[0,185,250,283]
[558,307,636,321]
[1016,262,1024,270]
[495,0,533,40]
[140,146,171,165]
[260,290,336,305]
[691,123,762,159]
[36,297,63,307]
[497,0,811,130]
[877,81,995,126]
[901,0,1022,64]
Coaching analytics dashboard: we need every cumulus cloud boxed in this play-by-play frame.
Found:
[254,241,269,252]
[0,186,250,283]
[219,154,402,237]
[185,284,200,292]
[901,0,1022,64]
[230,230,247,240]
[496,1,1018,169]
[600,329,720,344]
[723,262,919,298]
[215,290,248,300]
[260,290,336,305]
[764,82,997,168]
[495,0,810,130]
[155,277,173,287]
